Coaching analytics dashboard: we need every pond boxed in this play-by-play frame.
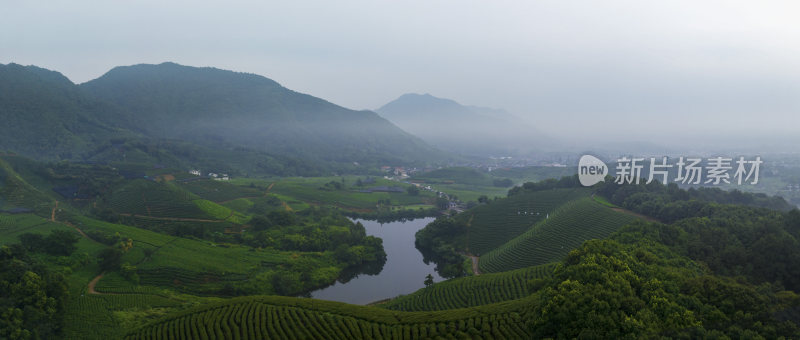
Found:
[309,217,443,305]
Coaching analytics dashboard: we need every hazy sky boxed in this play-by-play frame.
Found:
[2,1,799,147]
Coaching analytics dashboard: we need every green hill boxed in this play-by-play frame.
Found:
[382,263,557,312]
[460,188,590,255]
[124,295,534,340]
[478,197,637,273]
[0,63,127,160]
[82,62,445,167]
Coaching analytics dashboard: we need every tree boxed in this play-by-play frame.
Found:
[424,274,434,287]
[19,230,80,256]
[97,247,123,271]
[19,233,45,252]
[436,197,450,211]
[250,215,273,231]
[45,229,81,256]
[267,210,296,227]
[478,195,489,204]
[407,185,420,196]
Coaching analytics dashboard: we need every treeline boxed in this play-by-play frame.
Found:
[597,179,793,220]
[510,174,792,213]
[345,207,439,224]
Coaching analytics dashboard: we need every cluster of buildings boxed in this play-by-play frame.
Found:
[189,169,230,181]
[380,166,415,178]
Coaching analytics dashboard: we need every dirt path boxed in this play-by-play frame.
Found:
[87,273,110,295]
[51,201,96,241]
[51,201,58,222]
[470,256,481,276]
[64,221,91,239]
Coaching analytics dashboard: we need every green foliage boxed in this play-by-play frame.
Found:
[0,64,125,161]
[413,167,493,186]
[124,295,534,340]
[424,274,434,287]
[464,188,589,255]
[120,263,140,284]
[383,263,557,312]
[479,198,637,273]
[18,229,81,256]
[415,188,592,277]
[506,174,582,196]
[526,235,799,339]
[179,179,262,203]
[98,247,123,271]
[596,180,793,218]
[105,180,211,219]
[415,217,468,278]
[0,245,69,339]
[263,176,435,215]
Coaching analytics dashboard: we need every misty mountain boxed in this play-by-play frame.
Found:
[377,93,552,157]
[0,63,131,159]
[81,63,444,166]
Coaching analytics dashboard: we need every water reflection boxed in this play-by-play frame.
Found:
[310,218,443,304]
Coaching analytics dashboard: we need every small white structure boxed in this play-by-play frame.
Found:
[189,169,201,176]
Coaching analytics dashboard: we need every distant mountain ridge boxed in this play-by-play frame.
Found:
[81,63,443,166]
[377,93,552,157]
[0,62,445,174]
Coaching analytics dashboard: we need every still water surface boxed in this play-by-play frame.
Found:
[310,217,443,305]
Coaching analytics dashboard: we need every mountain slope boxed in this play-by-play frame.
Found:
[0,63,127,160]
[377,93,552,156]
[81,63,444,166]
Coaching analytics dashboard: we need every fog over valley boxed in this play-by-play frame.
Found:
[3,1,800,152]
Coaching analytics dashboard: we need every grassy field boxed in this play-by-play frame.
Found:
[233,176,435,212]
[478,197,638,273]
[487,166,574,183]
[70,216,299,285]
[411,166,575,203]
[124,295,536,340]
[381,263,557,312]
[179,179,264,203]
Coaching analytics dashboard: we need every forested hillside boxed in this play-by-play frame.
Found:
[82,63,444,167]
[0,64,126,160]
